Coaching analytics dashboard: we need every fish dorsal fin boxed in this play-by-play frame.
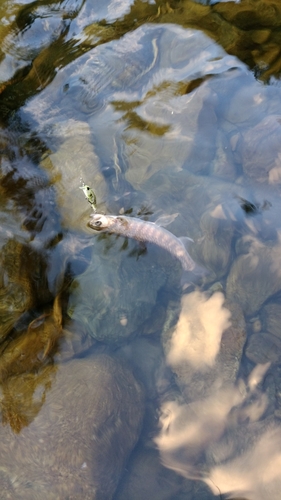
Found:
[154,213,179,227]
[179,236,194,249]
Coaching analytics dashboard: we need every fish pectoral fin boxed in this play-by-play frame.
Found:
[154,213,179,227]
[128,243,147,259]
[139,241,147,251]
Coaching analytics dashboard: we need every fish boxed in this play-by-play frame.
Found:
[87,213,197,272]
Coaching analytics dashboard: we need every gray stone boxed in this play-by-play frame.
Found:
[68,241,181,344]
[0,354,144,499]
[262,302,281,340]
[245,332,281,364]
[226,234,281,315]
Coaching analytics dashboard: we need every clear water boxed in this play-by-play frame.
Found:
[0,0,281,498]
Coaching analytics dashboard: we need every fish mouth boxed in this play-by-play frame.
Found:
[87,221,103,231]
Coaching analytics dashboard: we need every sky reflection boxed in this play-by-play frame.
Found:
[156,347,280,499]
[167,291,231,369]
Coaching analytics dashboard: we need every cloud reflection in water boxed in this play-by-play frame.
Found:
[156,289,281,499]
[167,291,231,370]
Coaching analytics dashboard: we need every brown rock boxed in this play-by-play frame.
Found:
[0,238,53,343]
[213,0,281,29]
[0,295,62,381]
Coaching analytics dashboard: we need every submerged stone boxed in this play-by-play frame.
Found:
[196,207,234,279]
[40,120,107,229]
[0,295,62,381]
[240,115,281,184]
[226,233,281,315]
[262,301,281,340]
[245,331,281,364]
[155,363,281,500]
[0,354,144,499]
[115,447,188,500]
[67,237,181,343]
[0,238,53,343]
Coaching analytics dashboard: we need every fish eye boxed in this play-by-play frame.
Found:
[95,220,102,227]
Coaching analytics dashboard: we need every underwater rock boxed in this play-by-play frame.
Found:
[213,0,281,30]
[0,353,144,499]
[273,364,281,418]
[245,296,281,364]
[0,123,97,309]
[226,233,281,315]
[0,238,54,343]
[240,115,281,184]
[20,24,245,218]
[67,238,181,344]
[0,228,93,342]
[210,130,237,180]
[245,332,281,364]
[205,416,281,500]
[262,301,281,340]
[0,127,77,316]
[124,83,218,187]
[0,295,62,381]
[1,238,53,303]
[0,151,57,341]
[115,447,189,500]
[140,167,280,281]
[0,282,31,343]
[116,336,172,400]
[162,290,246,402]
[195,207,234,279]
[40,120,107,229]
[223,78,269,127]
[155,363,281,500]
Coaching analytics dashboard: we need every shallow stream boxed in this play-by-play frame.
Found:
[0,1,281,499]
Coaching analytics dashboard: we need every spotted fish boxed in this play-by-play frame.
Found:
[88,213,197,272]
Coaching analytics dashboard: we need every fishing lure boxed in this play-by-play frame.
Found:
[80,183,97,212]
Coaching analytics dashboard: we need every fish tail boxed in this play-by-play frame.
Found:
[180,262,208,289]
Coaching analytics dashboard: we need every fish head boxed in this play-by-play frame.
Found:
[88,213,114,231]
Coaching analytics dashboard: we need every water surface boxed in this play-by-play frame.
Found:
[0,1,281,499]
